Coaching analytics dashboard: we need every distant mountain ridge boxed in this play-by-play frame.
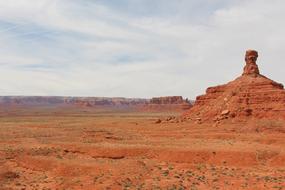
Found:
[0,96,193,110]
[0,96,148,106]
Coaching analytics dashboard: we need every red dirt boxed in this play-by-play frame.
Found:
[0,107,284,190]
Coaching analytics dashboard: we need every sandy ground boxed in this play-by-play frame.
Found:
[0,106,284,190]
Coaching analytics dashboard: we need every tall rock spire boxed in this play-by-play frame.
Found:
[242,49,260,76]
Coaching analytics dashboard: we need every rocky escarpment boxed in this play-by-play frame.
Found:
[184,50,285,123]
[150,96,186,104]
[0,96,192,111]
[63,97,148,107]
[0,96,148,107]
[145,96,192,111]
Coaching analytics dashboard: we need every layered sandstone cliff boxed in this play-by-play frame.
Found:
[0,96,192,111]
[184,50,285,122]
[0,97,148,107]
[150,96,185,104]
[145,96,192,111]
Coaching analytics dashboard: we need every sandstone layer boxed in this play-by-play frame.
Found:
[0,96,192,112]
[0,96,148,107]
[150,96,186,104]
[144,96,192,112]
[184,50,285,122]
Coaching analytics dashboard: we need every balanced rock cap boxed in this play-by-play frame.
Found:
[245,49,258,57]
[243,49,260,76]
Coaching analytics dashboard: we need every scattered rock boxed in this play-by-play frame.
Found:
[195,117,201,121]
[166,116,176,121]
[2,171,19,180]
[155,119,162,124]
[221,110,230,116]
[194,117,202,124]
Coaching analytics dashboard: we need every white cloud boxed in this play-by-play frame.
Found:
[0,0,284,99]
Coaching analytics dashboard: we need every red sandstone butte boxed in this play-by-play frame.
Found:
[144,96,192,112]
[184,50,285,122]
[150,96,186,104]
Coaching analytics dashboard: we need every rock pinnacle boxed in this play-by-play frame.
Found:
[242,49,260,76]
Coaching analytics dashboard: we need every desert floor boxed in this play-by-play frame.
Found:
[0,106,284,190]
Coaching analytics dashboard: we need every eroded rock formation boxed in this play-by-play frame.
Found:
[184,50,285,122]
[0,96,192,111]
[0,96,148,107]
[242,49,260,76]
[150,96,185,104]
[144,96,192,112]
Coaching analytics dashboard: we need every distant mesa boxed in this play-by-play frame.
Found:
[150,96,187,104]
[0,96,192,112]
[143,96,192,111]
[0,96,147,107]
[184,50,285,123]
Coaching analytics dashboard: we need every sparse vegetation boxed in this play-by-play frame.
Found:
[0,107,284,189]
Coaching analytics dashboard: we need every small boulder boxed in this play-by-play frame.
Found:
[155,119,162,124]
[166,116,175,121]
[221,110,230,116]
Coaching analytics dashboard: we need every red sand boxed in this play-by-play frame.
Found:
[0,107,284,190]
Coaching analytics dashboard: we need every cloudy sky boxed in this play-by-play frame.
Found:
[0,0,284,99]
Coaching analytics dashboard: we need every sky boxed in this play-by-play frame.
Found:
[0,0,284,99]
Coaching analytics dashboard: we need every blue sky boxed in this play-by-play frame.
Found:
[0,0,284,99]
